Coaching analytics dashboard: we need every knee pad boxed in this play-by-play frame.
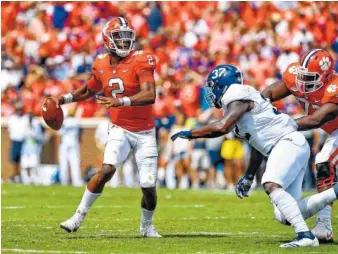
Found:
[139,157,157,188]
[316,162,335,192]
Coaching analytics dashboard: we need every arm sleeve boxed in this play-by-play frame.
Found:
[135,54,156,84]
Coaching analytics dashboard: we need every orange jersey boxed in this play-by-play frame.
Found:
[88,50,156,132]
[283,62,338,134]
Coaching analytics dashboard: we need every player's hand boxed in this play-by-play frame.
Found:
[96,96,121,109]
[49,97,62,107]
[235,173,253,199]
[170,131,193,141]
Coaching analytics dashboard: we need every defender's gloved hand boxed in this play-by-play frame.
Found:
[235,173,253,199]
[170,131,193,141]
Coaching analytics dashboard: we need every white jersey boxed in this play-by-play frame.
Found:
[221,84,298,156]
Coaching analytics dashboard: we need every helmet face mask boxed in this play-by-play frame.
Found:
[102,18,135,58]
[296,66,323,93]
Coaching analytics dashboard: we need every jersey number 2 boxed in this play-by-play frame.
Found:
[109,78,124,98]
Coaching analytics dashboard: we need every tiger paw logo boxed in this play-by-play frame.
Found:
[288,66,297,74]
[327,84,337,93]
[319,57,331,71]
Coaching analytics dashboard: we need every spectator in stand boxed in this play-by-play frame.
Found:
[2,1,338,189]
[276,45,300,73]
[7,103,28,183]
[20,113,46,185]
[221,132,245,190]
[58,104,83,187]
[166,108,191,189]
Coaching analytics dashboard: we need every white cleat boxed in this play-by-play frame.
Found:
[312,218,334,243]
[60,211,86,233]
[140,224,162,238]
[280,233,319,248]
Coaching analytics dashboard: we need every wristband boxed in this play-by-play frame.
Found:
[62,93,74,104]
[119,96,131,106]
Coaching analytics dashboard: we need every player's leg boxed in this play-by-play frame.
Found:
[262,131,318,247]
[273,169,338,226]
[132,128,161,237]
[59,145,69,185]
[312,130,338,243]
[60,125,131,232]
[69,145,83,187]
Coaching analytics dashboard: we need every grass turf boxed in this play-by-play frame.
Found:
[2,184,338,253]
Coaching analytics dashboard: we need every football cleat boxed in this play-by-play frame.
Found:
[280,232,319,248]
[140,224,162,238]
[312,218,334,243]
[60,210,86,233]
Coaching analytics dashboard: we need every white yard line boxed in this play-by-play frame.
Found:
[1,249,91,254]
[1,206,26,209]
[2,204,206,209]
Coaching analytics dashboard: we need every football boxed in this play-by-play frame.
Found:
[41,98,64,130]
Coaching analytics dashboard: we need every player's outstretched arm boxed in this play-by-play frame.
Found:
[261,80,291,102]
[296,103,338,131]
[171,100,253,141]
[59,76,101,105]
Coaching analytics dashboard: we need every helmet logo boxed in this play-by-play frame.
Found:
[327,84,337,93]
[319,57,331,71]
[288,66,297,74]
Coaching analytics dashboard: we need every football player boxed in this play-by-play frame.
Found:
[240,49,337,243]
[58,17,161,237]
[171,64,338,247]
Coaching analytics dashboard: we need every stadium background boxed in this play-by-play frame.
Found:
[1,1,338,188]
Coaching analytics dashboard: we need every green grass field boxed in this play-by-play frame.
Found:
[2,184,338,253]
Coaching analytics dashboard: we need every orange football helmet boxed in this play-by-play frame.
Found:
[102,17,135,58]
[296,49,334,93]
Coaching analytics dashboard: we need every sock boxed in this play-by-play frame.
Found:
[141,208,154,227]
[269,188,309,233]
[298,188,336,219]
[317,205,332,220]
[77,188,101,214]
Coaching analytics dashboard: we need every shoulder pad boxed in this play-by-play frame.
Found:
[221,85,252,107]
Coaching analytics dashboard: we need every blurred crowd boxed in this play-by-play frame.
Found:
[2,2,338,189]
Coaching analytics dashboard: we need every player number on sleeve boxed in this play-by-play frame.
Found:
[108,78,124,98]
[147,55,154,66]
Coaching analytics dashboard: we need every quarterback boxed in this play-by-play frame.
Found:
[258,49,337,243]
[58,17,161,237]
[171,64,338,247]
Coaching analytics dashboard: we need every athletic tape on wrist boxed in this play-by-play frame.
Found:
[62,93,74,104]
[122,96,131,106]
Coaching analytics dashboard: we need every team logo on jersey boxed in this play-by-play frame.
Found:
[327,84,337,93]
[319,57,331,71]
[288,66,297,74]
[99,70,104,75]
